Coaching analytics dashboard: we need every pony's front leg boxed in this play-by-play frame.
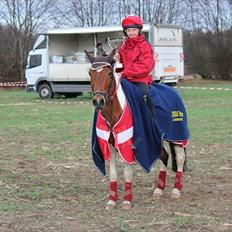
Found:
[122,164,133,210]
[105,148,118,210]
[171,145,185,199]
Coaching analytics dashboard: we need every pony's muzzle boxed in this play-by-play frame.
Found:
[92,95,106,109]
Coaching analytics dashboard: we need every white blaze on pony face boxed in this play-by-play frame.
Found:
[125,28,140,38]
[89,65,113,109]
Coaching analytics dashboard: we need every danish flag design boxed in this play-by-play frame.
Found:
[96,73,135,164]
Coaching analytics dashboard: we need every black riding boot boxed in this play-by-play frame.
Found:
[143,94,156,120]
[133,82,156,120]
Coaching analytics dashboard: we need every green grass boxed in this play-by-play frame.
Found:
[180,78,232,88]
[177,88,232,145]
[0,84,232,231]
[0,200,22,212]
[0,90,93,161]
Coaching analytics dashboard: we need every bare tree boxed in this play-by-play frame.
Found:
[0,0,231,81]
[183,0,232,79]
[0,0,56,81]
[55,0,117,27]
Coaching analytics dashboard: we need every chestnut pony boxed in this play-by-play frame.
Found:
[86,50,187,210]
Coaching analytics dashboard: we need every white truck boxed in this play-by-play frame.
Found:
[26,24,184,99]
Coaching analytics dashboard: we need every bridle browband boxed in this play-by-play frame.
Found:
[90,61,114,103]
[90,62,112,70]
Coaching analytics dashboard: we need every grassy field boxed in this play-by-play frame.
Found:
[0,80,232,231]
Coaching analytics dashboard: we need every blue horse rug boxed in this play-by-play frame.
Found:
[91,79,189,175]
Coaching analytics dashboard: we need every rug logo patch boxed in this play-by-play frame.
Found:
[172,111,184,121]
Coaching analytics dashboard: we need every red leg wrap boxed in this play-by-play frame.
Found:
[124,182,133,202]
[174,171,183,191]
[109,181,118,201]
[156,171,167,190]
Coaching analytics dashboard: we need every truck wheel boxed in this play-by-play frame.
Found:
[38,84,53,99]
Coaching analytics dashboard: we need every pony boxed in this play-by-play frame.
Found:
[85,49,188,210]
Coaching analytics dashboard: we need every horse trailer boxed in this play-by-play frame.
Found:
[25,24,184,99]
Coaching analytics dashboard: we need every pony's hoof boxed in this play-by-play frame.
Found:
[153,188,163,199]
[105,200,116,210]
[171,188,181,199]
[121,200,131,210]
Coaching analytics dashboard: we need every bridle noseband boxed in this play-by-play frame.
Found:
[90,62,114,103]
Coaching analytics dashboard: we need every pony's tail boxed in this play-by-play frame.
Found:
[169,143,187,172]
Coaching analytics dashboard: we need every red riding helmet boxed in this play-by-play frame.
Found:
[121,15,143,30]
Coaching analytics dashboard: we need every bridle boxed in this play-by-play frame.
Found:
[90,61,114,103]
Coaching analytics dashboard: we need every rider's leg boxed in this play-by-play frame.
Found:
[133,82,156,119]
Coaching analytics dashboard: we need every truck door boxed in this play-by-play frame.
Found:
[153,26,184,83]
[154,46,183,78]
[26,35,48,90]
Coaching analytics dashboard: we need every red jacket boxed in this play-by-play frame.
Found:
[118,34,155,84]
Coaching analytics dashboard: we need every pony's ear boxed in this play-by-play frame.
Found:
[106,48,117,63]
[84,50,94,63]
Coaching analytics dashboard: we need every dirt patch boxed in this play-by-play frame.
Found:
[0,143,232,232]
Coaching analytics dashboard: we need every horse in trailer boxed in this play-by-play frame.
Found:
[85,50,189,210]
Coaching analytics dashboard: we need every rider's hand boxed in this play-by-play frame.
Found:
[113,52,120,62]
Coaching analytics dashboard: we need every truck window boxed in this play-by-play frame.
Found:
[29,54,42,68]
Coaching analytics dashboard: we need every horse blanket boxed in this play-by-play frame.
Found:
[96,102,135,164]
[92,79,189,175]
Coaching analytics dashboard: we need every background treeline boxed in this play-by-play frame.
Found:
[0,0,231,82]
